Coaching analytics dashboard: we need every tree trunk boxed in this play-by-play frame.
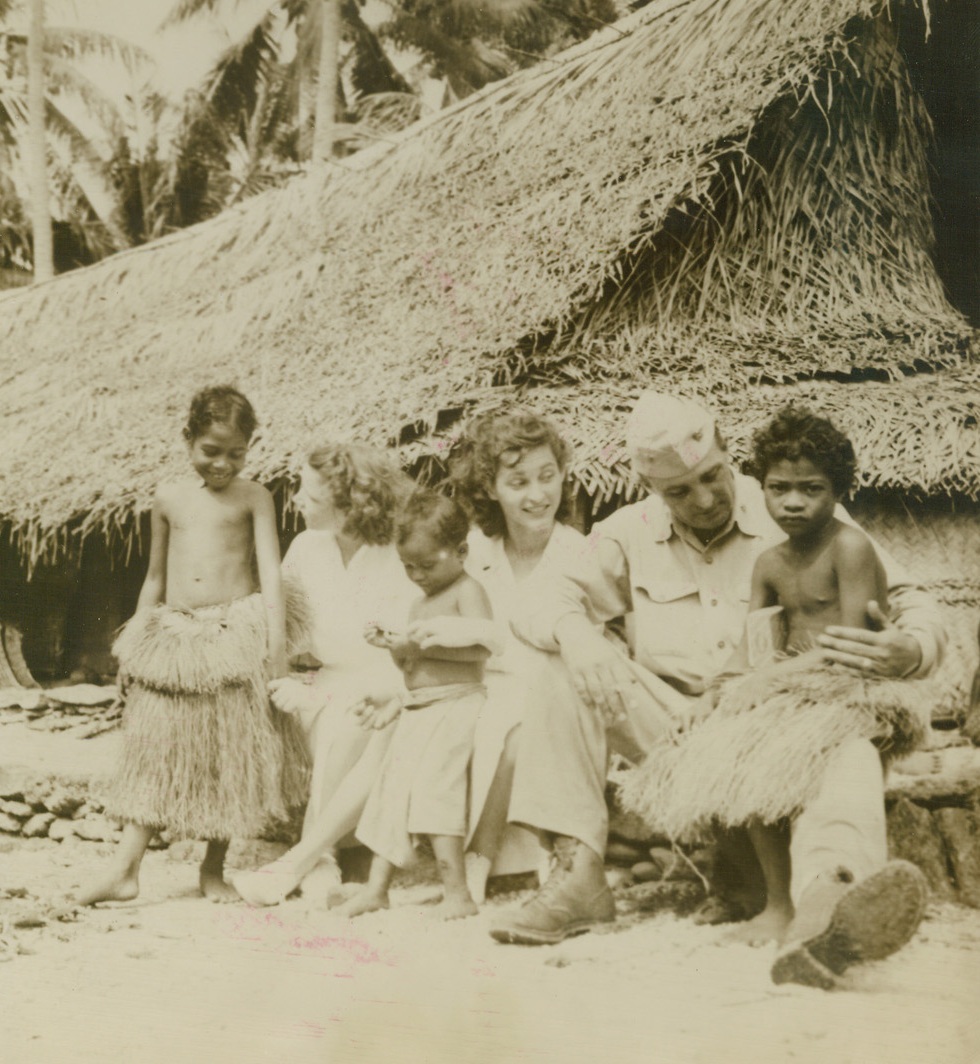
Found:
[27,0,53,281]
[311,0,339,165]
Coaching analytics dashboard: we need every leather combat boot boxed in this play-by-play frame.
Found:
[489,836,616,945]
[771,860,928,989]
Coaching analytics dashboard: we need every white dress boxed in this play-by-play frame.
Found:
[282,530,417,823]
[465,523,587,874]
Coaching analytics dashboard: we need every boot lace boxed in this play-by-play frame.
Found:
[525,838,576,908]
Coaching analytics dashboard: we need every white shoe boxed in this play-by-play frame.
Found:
[233,859,302,906]
[299,855,342,907]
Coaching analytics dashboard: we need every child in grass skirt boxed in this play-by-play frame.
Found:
[623,407,932,944]
[71,386,307,907]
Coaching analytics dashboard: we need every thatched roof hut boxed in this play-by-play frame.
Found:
[0,0,977,691]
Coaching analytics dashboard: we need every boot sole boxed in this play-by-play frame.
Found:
[772,861,927,988]
[489,915,611,946]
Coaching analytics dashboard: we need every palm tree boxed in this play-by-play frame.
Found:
[26,0,51,280]
[164,1,613,161]
[1,3,155,278]
[382,1,622,99]
[164,0,411,162]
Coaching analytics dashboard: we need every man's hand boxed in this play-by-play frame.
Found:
[555,615,637,724]
[818,600,922,678]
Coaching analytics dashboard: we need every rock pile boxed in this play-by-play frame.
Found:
[0,683,121,738]
[0,767,127,845]
[886,744,980,909]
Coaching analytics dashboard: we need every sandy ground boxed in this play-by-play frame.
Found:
[1,834,979,1064]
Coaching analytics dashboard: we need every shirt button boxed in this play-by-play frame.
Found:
[717,640,726,649]
[710,598,718,606]
[704,555,714,565]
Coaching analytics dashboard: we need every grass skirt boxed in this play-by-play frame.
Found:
[620,650,931,841]
[106,595,309,840]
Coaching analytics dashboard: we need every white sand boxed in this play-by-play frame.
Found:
[1,836,978,1064]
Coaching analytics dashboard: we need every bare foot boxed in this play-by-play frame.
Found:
[464,852,491,906]
[200,867,239,903]
[233,862,302,907]
[431,892,479,921]
[723,904,793,946]
[66,870,140,910]
[335,888,389,918]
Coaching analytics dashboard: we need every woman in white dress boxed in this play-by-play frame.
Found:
[234,443,417,904]
[448,409,586,903]
[236,417,584,907]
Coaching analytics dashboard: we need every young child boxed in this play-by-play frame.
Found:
[719,407,889,945]
[68,386,307,907]
[623,407,929,942]
[337,490,494,920]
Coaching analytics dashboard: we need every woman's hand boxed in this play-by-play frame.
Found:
[268,675,319,716]
[349,693,401,731]
[555,615,637,725]
[817,601,922,678]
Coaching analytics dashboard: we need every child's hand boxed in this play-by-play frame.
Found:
[268,675,318,716]
[407,617,501,654]
[364,622,402,649]
[349,693,401,731]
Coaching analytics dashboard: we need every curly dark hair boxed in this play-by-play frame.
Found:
[447,407,572,538]
[306,443,411,545]
[396,489,470,549]
[184,385,258,442]
[748,406,857,497]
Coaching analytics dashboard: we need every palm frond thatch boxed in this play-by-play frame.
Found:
[0,0,975,568]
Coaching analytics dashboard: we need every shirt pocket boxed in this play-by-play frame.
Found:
[632,579,702,655]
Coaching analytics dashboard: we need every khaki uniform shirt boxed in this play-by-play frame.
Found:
[514,473,944,697]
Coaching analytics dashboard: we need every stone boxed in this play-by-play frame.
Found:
[43,787,86,818]
[0,812,23,834]
[21,813,56,839]
[617,880,704,917]
[934,808,980,908]
[604,866,634,890]
[886,797,955,900]
[44,683,118,707]
[0,765,32,801]
[47,819,78,842]
[73,816,118,843]
[630,861,663,883]
[605,839,650,866]
[0,799,33,819]
[71,803,92,821]
[886,747,980,805]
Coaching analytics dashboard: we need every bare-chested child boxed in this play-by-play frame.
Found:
[337,490,494,921]
[67,386,305,908]
[720,406,889,946]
